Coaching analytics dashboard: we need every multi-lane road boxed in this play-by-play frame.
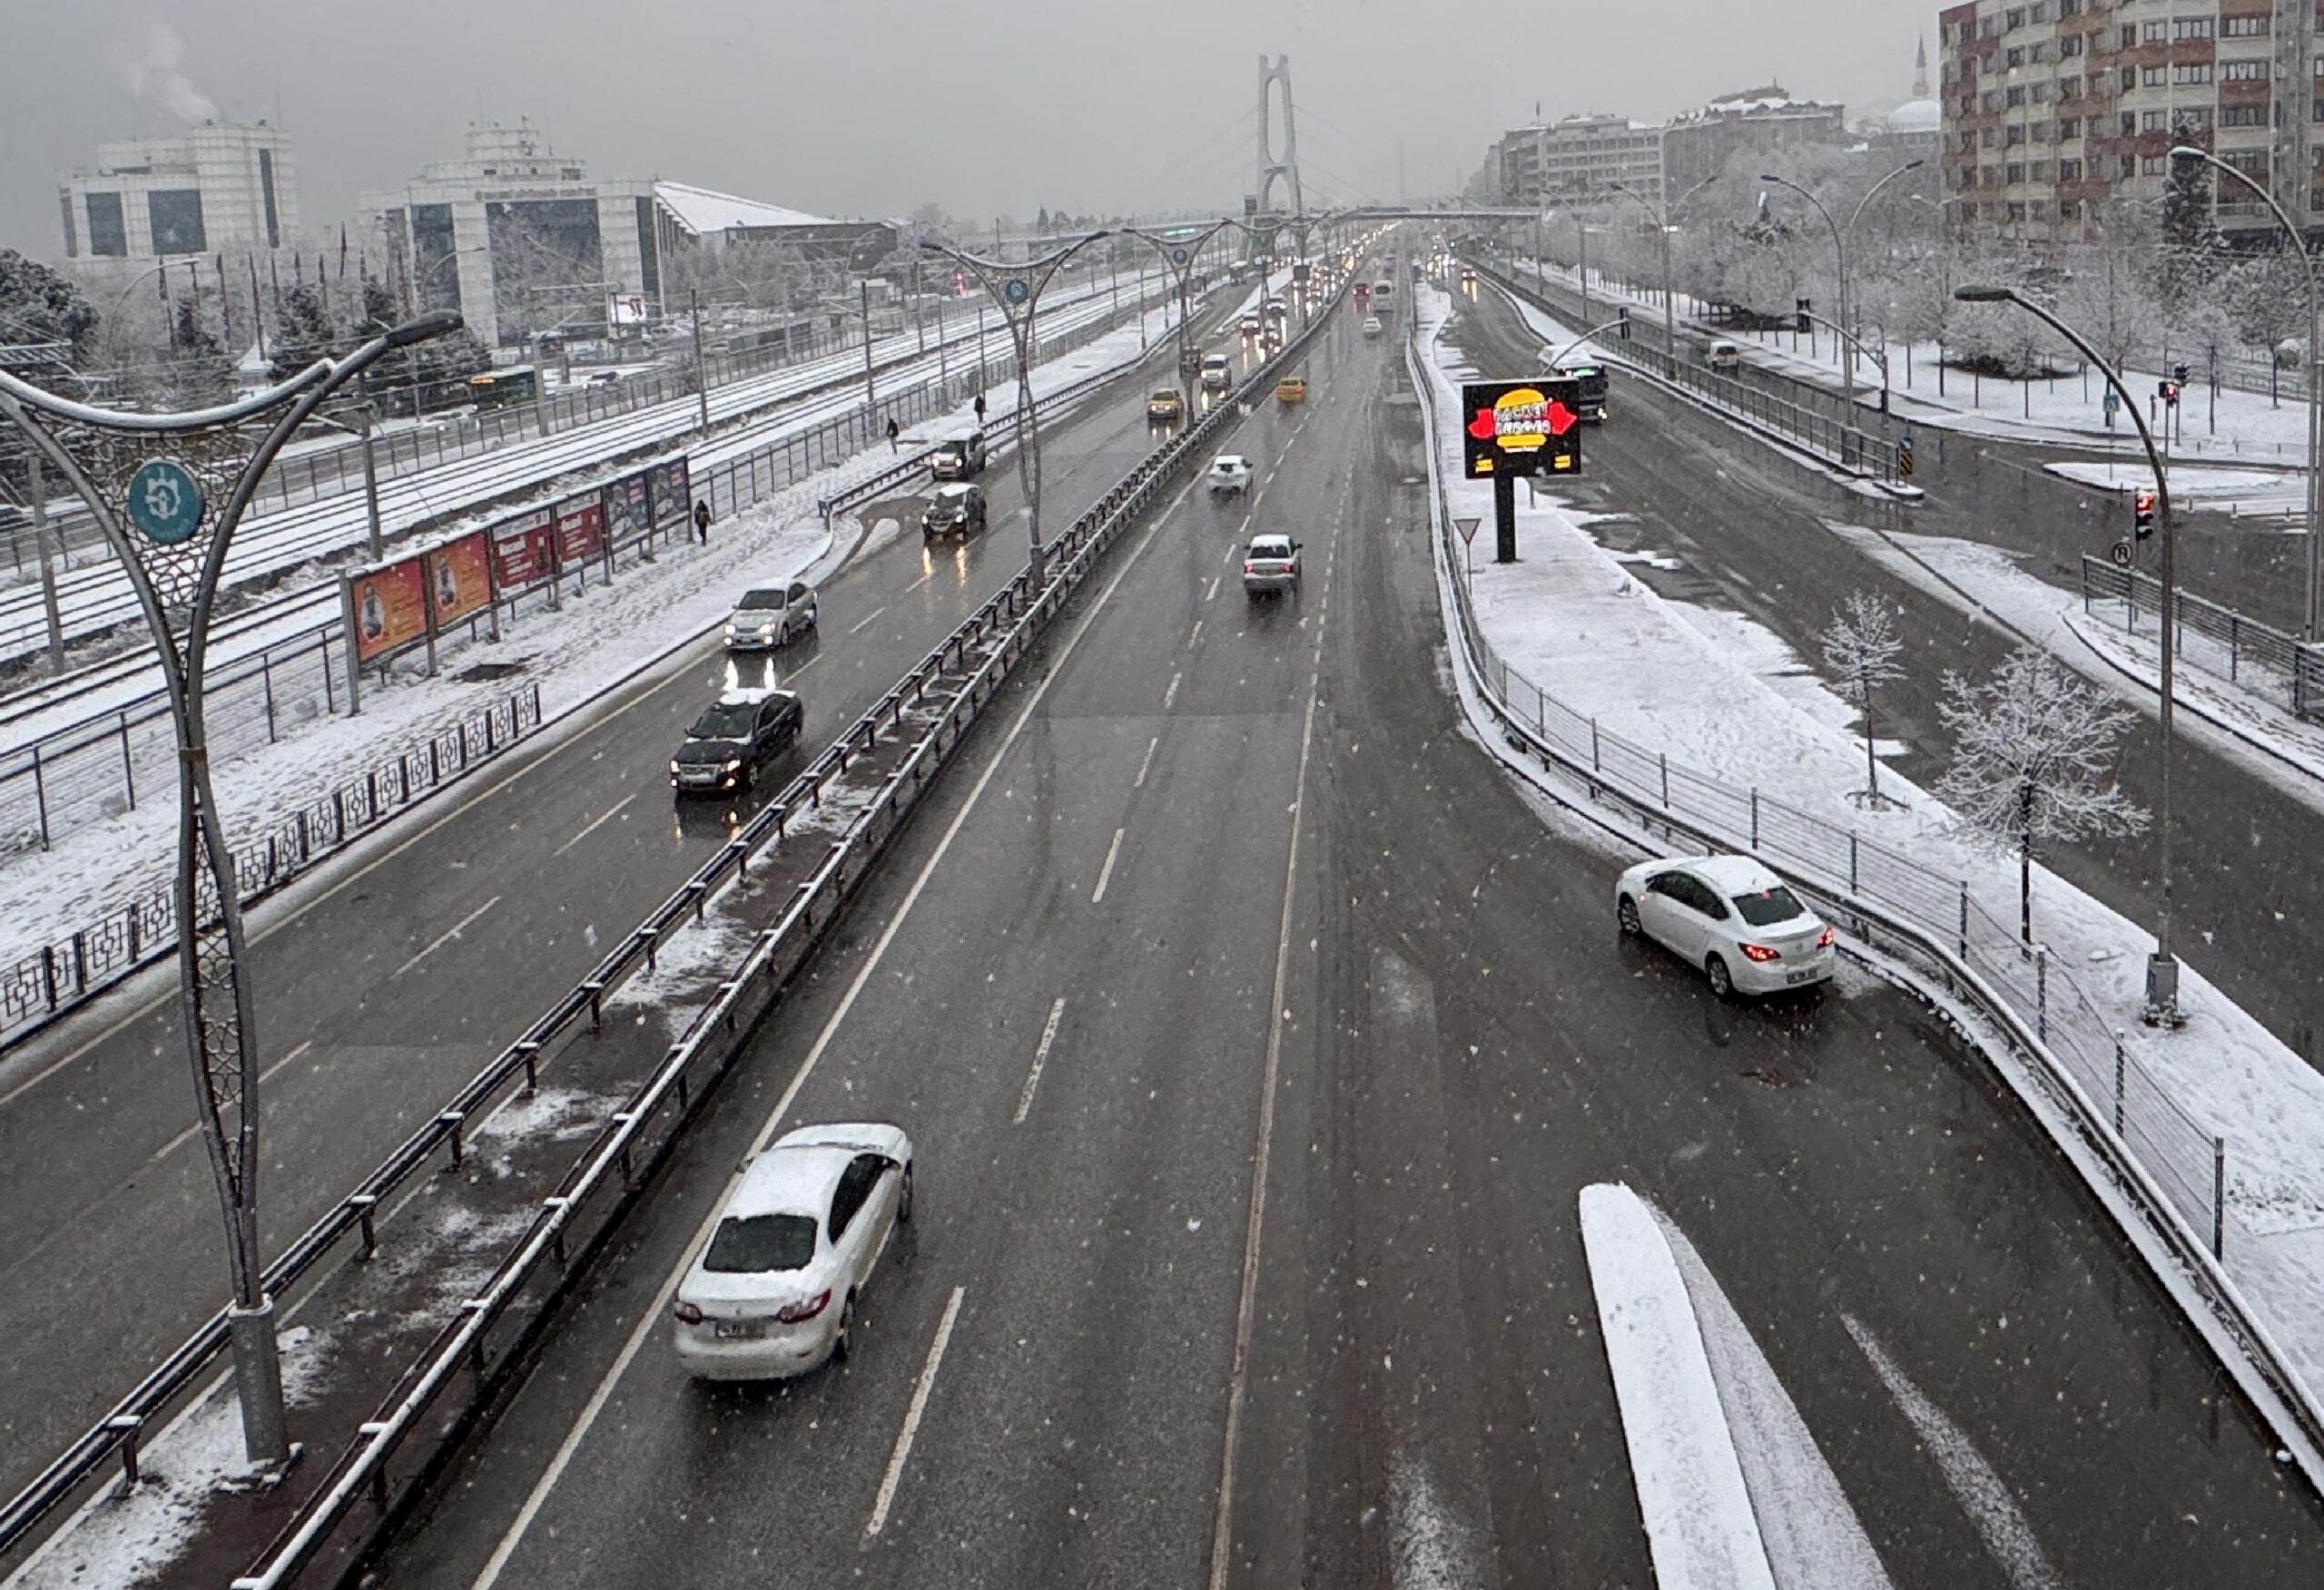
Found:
[320,265,2324,1588]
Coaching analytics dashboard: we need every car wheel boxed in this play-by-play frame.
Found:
[832,1291,857,1364]
[1617,895,1641,937]
[898,1165,914,1224]
[1706,955,1735,1000]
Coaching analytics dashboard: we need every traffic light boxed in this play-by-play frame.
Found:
[2133,488,2157,536]
[2172,362,2190,386]
[1617,306,1632,341]
[1796,297,1812,334]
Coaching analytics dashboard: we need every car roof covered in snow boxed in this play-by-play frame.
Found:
[1685,853,1790,898]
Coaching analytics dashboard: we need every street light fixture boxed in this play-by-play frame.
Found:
[921,232,1111,590]
[0,307,465,1467]
[2169,142,2322,643]
[1128,221,1236,416]
[1762,160,1924,407]
[1955,283,2184,1026]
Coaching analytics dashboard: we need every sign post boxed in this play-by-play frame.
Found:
[1461,377,1583,563]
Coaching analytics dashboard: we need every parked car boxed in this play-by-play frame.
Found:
[673,1123,914,1379]
[1614,854,1836,999]
[1147,388,1186,424]
[1275,375,1307,404]
[1361,315,1384,339]
[723,582,818,652]
[1706,339,1742,374]
[1242,533,1301,599]
[1207,455,1254,495]
[921,482,988,540]
[931,429,988,480]
[670,688,804,797]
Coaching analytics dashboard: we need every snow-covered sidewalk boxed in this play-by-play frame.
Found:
[1415,283,2324,1464]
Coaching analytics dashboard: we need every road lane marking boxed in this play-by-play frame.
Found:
[392,896,500,980]
[866,1285,968,1538]
[1188,619,1205,649]
[470,445,1200,1588]
[1135,735,1160,790]
[1206,575,1220,602]
[553,795,635,858]
[1236,512,1252,536]
[848,603,891,635]
[1014,997,1068,1124]
[1163,672,1183,712]
[1091,827,1126,905]
[142,1041,316,1167]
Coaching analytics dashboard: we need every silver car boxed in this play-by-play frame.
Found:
[1242,534,1301,599]
[723,581,817,651]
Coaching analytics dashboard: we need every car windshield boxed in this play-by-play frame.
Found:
[702,1212,817,1273]
[735,590,784,610]
[689,703,757,740]
[1730,885,1807,927]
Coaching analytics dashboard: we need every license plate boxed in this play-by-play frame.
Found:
[1785,969,1821,986]
[713,1320,763,1340]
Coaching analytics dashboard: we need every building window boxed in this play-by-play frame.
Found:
[2032,42,2053,64]
[2061,198,2080,219]
[2172,63,2212,85]
[2121,153,2137,177]
[2060,34,2083,58]
[2142,20,2168,43]
[2122,67,2137,91]
[2222,103,2268,126]
[2122,112,2137,135]
[2060,157,2083,181]
[2121,25,2134,48]
[147,189,206,255]
[2059,115,2080,138]
[2222,15,2269,37]
[2031,0,2049,18]
[258,147,280,249]
[2221,59,2270,83]
[2033,82,2050,103]
[2172,17,2213,40]
[2177,106,2213,132]
[2033,160,2052,180]
[2007,201,2027,221]
[2224,150,2270,181]
[2034,121,2053,142]
[1984,126,1999,147]
[2059,75,2082,101]
[2142,65,2169,87]
[2007,162,2027,183]
[2007,46,2025,68]
[2005,6,2024,29]
[2006,123,2027,144]
[2007,84,2026,106]
[2142,154,2169,174]
[57,191,77,259]
[2061,0,2082,15]
[2142,110,2171,131]
[84,191,125,257]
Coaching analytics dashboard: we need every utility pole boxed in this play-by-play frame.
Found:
[358,408,384,561]
[862,277,877,407]
[530,333,554,438]
[689,289,711,431]
[28,459,64,672]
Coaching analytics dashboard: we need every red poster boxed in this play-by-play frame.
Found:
[555,494,606,564]
[350,559,428,662]
[428,532,492,627]
[490,506,556,590]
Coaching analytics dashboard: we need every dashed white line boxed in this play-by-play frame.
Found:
[866,1286,967,1537]
[848,603,891,635]
[1206,575,1221,601]
[1092,826,1127,905]
[393,895,501,980]
[1189,619,1205,648]
[1163,672,1183,711]
[146,1040,315,1166]
[1135,734,1161,789]
[1014,996,1068,1124]
[554,794,635,858]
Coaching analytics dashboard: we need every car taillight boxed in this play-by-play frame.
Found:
[776,1289,832,1324]
[1244,562,1256,574]
[1740,943,1780,963]
[1817,926,1836,948]
[673,1300,704,1325]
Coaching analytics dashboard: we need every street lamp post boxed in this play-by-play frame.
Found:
[921,232,1111,589]
[1128,221,1234,417]
[1610,174,1720,365]
[1956,284,2184,1026]
[1763,160,1924,408]
[0,309,464,1466]
[2170,143,2321,642]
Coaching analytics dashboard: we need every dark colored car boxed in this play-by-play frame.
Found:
[670,689,803,797]
[1556,362,1610,423]
[922,483,988,540]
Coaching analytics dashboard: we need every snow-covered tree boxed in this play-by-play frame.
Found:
[1934,645,2147,944]
[1821,591,1906,808]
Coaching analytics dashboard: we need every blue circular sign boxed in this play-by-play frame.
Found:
[125,459,204,545]
[1002,277,1030,306]
[1171,246,1189,265]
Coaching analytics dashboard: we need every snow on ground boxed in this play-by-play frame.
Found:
[0,294,1192,973]
[2044,459,2306,521]
[1418,282,2324,1421]
[1579,1183,1777,1590]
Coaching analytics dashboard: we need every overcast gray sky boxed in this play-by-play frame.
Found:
[3,0,1937,257]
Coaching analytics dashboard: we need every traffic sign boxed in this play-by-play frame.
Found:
[1171,245,1189,266]
[1002,277,1030,306]
[125,458,203,545]
[1454,516,1481,545]
[1897,431,1915,479]
[2111,538,2133,568]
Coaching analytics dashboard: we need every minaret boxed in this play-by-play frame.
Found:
[1912,35,1930,99]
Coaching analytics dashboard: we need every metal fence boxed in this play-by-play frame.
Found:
[1468,256,1901,481]
[0,682,542,1048]
[1407,318,2228,1254]
[2080,555,2324,724]
[0,281,1330,1584]
[0,282,1183,852]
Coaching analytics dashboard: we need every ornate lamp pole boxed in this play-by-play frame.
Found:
[919,235,1109,590]
[1127,221,1235,414]
[0,308,462,1465]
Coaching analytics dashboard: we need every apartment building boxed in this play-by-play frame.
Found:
[1938,0,2320,245]
[1492,114,1666,208]
[1660,87,1851,196]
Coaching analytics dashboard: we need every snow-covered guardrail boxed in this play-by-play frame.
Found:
[1403,330,2324,1496]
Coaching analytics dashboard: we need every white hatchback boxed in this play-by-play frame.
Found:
[1207,455,1254,494]
[1615,854,1835,998]
[673,1124,914,1380]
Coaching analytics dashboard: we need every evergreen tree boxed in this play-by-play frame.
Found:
[270,282,340,379]
[2157,134,2223,310]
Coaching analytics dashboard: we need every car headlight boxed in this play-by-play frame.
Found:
[724,758,743,772]
[669,761,683,776]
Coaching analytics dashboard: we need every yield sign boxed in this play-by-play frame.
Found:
[1453,516,1481,545]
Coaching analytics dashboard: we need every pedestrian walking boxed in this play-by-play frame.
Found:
[973,392,987,426]
[886,415,901,453]
[693,498,711,544]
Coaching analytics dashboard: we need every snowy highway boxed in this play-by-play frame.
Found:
[322,274,2322,1589]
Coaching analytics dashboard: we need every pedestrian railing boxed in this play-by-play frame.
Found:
[1409,323,2324,1480]
[2080,555,2324,724]
[0,287,1335,1579]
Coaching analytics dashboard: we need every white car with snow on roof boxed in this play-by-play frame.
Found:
[1614,854,1835,998]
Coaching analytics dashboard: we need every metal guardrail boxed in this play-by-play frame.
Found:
[0,684,543,1052]
[1406,324,2324,1492]
[1468,255,1901,482]
[0,282,1333,1578]
[2080,555,2324,724]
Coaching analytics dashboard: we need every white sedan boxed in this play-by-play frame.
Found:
[1207,455,1254,495]
[1615,854,1835,998]
[673,1123,914,1379]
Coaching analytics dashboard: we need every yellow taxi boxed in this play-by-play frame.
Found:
[1147,388,1185,424]
[1275,376,1307,404]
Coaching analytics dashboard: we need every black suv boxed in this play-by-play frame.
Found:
[922,483,988,540]
[670,689,803,797]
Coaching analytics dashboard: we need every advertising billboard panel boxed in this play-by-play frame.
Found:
[428,532,493,628]
[490,505,556,591]
[350,559,428,662]
[555,493,606,565]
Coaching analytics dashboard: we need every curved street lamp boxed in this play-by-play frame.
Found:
[920,232,1111,589]
[1127,221,1236,414]
[2169,143,2321,643]
[1609,173,1720,363]
[1763,160,1924,406]
[1955,283,2184,1027]
[0,307,464,1466]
